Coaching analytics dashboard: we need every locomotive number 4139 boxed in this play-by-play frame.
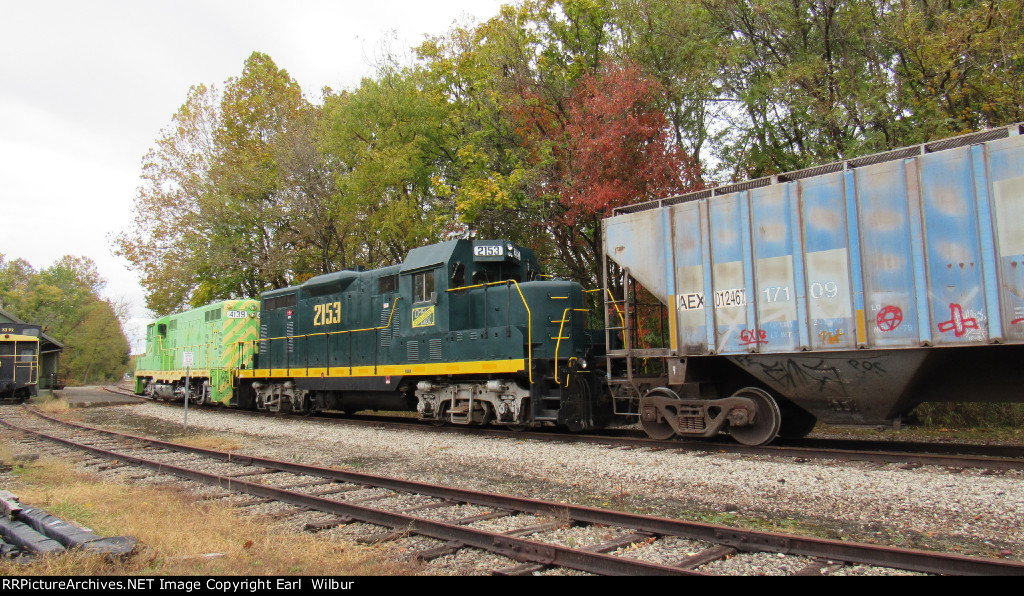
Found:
[313,301,342,326]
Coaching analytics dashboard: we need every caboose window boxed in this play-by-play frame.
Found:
[413,270,435,303]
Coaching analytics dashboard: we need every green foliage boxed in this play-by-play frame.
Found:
[321,64,457,265]
[913,402,1024,429]
[116,53,346,313]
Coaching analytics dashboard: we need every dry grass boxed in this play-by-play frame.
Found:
[0,454,418,576]
[34,396,71,415]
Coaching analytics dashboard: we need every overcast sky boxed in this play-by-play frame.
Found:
[0,0,506,351]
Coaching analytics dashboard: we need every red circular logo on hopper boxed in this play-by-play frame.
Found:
[876,306,903,332]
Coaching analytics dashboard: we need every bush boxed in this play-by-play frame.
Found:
[912,402,1024,428]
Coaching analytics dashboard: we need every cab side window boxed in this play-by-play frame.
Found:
[413,270,435,303]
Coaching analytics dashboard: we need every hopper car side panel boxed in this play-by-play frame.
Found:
[604,124,1024,432]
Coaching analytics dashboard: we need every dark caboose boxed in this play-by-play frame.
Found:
[0,322,41,402]
[237,239,612,431]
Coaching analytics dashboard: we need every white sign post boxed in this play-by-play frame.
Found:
[182,351,194,430]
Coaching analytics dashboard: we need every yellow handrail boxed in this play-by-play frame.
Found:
[554,308,589,385]
[448,280,533,383]
[606,288,626,329]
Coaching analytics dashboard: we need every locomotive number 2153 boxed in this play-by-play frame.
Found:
[313,301,342,326]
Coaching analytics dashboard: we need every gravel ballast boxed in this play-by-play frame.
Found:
[75,403,1024,563]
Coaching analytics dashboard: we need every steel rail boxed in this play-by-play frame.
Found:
[12,407,1024,576]
[0,414,696,576]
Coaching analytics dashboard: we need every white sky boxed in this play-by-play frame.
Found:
[0,0,506,352]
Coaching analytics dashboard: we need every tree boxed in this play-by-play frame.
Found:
[62,299,131,385]
[418,2,700,287]
[557,60,701,285]
[321,64,458,267]
[887,0,1024,138]
[195,51,311,303]
[700,0,904,178]
[113,83,220,314]
[614,0,724,168]
[116,52,327,313]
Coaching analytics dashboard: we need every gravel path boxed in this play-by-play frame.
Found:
[76,403,1024,562]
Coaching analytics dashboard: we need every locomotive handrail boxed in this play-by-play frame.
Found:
[448,279,533,384]
[553,308,589,386]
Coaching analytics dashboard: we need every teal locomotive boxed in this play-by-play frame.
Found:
[140,240,614,432]
[239,239,612,431]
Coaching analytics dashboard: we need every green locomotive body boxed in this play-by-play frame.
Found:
[134,299,259,405]
[237,239,611,431]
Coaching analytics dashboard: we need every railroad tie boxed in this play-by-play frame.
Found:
[581,531,655,553]
[356,529,408,545]
[492,562,547,576]
[673,545,737,569]
[303,516,355,533]
[412,541,463,562]
[501,520,573,537]
[453,510,513,525]
[398,500,458,513]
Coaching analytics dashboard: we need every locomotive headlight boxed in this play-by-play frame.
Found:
[579,358,587,369]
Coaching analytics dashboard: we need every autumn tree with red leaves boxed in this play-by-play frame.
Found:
[552,60,702,287]
[561,60,699,223]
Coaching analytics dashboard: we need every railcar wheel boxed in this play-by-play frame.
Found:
[639,388,679,440]
[728,387,782,446]
[777,404,818,440]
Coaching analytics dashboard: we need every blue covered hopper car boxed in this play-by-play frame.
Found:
[603,123,1024,444]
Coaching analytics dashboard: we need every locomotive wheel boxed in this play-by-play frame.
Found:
[639,388,679,440]
[728,387,782,446]
[430,402,448,426]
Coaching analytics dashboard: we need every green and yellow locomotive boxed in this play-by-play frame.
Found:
[134,299,260,405]
[237,239,612,431]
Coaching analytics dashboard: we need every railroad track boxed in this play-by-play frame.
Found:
[105,386,1024,472]
[2,404,1022,576]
